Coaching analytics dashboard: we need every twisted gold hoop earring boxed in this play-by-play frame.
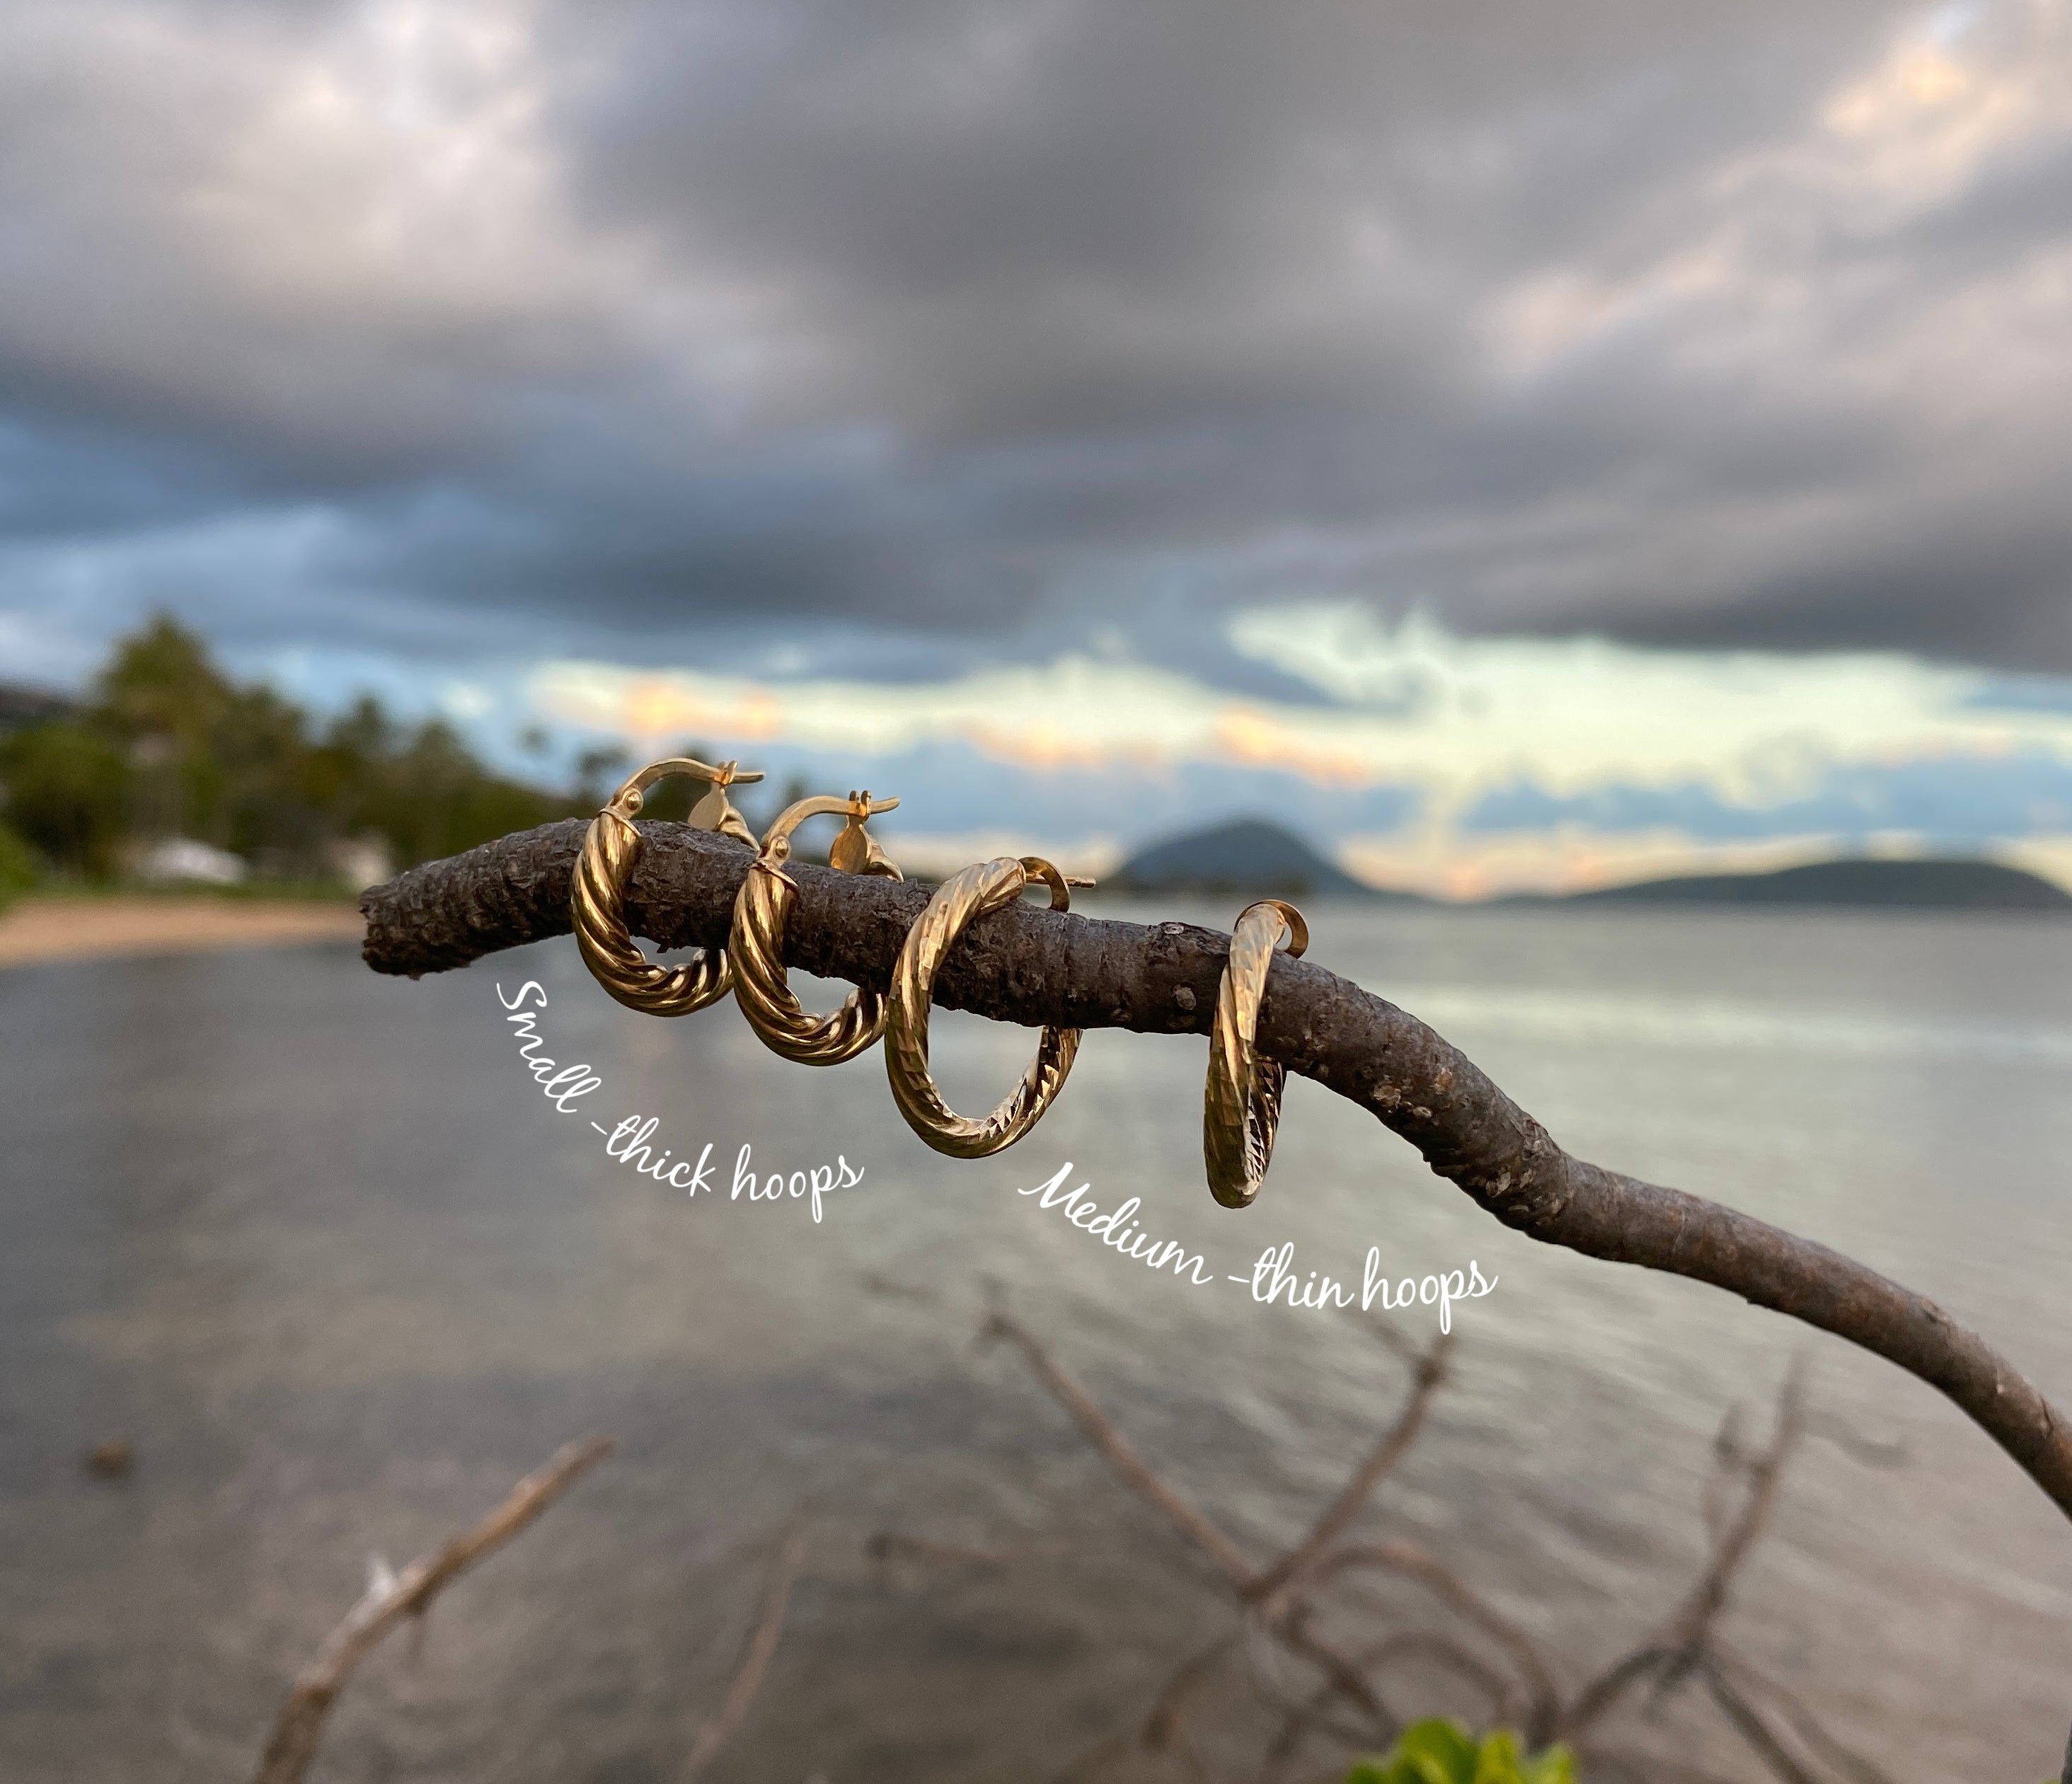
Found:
[571,756,765,1015]
[884,856,1088,1157]
[1203,899,1308,1209]
[731,790,903,1064]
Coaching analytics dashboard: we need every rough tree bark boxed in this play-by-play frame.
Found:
[360,819,2072,1530]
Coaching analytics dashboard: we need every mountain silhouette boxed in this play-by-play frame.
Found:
[1547,856,2071,911]
[1105,819,1412,898]
[1102,821,2069,911]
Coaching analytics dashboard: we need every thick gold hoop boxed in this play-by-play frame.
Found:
[731,790,903,1065]
[1202,899,1308,1209]
[570,756,764,1016]
[883,856,1086,1157]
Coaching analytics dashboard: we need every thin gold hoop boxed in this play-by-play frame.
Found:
[571,756,765,1016]
[883,856,1088,1157]
[731,790,903,1064]
[1203,898,1308,1209]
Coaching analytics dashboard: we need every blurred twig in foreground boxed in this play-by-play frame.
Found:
[251,1435,615,1784]
[871,1310,1902,1784]
[248,1433,812,1784]
[683,1514,812,1781]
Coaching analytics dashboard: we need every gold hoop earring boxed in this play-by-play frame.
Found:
[884,856,1088,1157]
[1203,899,1308,1209]
[571,756,765,1015]
[730,790,903,1064]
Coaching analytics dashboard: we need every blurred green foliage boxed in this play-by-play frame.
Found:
[1347,1720,1577,1784]
[0,821,39,909]
[0,612,573,885]
[0,720,130,876]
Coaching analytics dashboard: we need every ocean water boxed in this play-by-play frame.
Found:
[3,901,2070,1781]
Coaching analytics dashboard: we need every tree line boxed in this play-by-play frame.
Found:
[0,614,647,892]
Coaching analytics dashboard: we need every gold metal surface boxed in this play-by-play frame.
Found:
[731,790,903,1065]
[570,756,765,1016]
[1202,898,1308,1209]
[883,856,1087,1157]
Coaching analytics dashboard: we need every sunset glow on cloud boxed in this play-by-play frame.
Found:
[529,604,2072,896]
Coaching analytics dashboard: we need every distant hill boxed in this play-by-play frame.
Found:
[1548,857,2072,911]
[1100,831,2070,910]
[1105,818,1413,899]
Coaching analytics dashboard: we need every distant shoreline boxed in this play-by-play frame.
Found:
[0,894,364,969]
[8,846,2063,978]
[1081,887,2072,919]
[1106,819,2071,912]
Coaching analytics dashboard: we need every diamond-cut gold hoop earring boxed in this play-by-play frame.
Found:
[1202,898,1308,1209]
[730,790,902,1065]
[883,856,1088,1157]
[571,756,764,1015]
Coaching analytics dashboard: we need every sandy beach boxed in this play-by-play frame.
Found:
[0,895,364,969]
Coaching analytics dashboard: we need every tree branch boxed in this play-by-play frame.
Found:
[1247,1332,1453,1612]
[360,822,2072,1525]
[1308,1539,1560,1744]
[1713,1644,1897,1784]
[1139,1632,1238,1777]
[980,1308,1256,1589]
[1700,1657,1821,1784]
[251,1435,614,1784]
[681,1516,810,1781]
[1667,1374,1805,1654]
[1262,1630,1510,1777]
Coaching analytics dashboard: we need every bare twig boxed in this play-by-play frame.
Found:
[1261,1630,1509,1778]
[1359,1630,1512,1718]
[1667,1374,1805,1654]
[964,1310,1896,1781]
[251,1435,614,1784]
[1141,1634,1239,1752]
[1560,1647,1674,1737]
[362,822,2072,1529]
[1248,1333,1453,1612]
[1309,1539,1559,1745]
[981,1308,1256,1590]
[1566,1374,1805,1739]
[1700,1657,1821,1784]
[682,1516,811,1781]
[1267,1613,1398,1745]
[1244,1621,1389,1766]
[1357,1314,1422,1369]
[1715,1644,1897,1784]
[1044,1633,1238,1783]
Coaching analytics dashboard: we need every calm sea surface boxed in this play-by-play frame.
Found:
[4,902,2071,1780]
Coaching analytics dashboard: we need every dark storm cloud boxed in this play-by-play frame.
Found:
[2,0,2068,677]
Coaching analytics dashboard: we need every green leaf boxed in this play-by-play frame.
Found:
[1412,1719,1483,1782]
[1345,1722,1578,1784]
[1473,1731,1522,1784]
[1519,1746,1577,1784]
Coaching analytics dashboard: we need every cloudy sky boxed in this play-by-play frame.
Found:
[4,0,2071,890]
